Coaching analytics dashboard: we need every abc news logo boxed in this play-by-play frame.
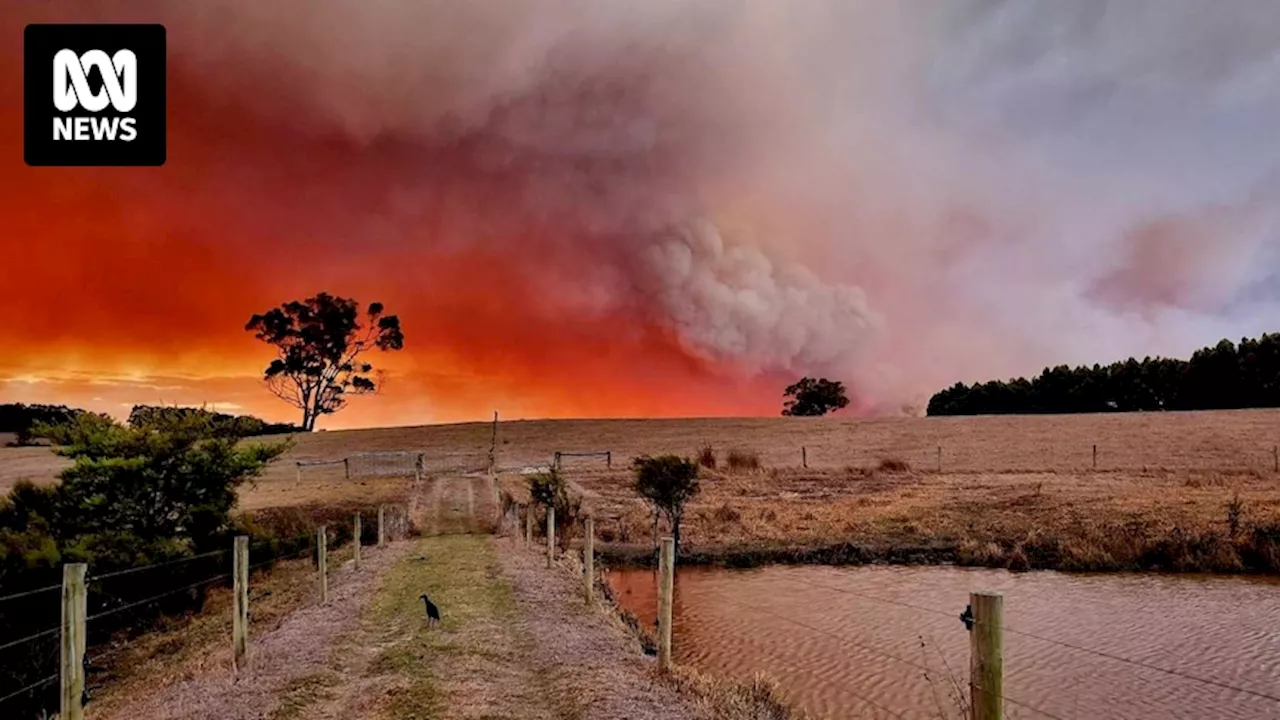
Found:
[25,24,166,166]
[54,49,139,142]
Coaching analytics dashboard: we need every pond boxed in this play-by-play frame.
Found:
[606,564,1280,719]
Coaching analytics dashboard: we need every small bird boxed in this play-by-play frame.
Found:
[420,593,441,624]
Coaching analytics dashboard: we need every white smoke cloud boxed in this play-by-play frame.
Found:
[644,219,881,373]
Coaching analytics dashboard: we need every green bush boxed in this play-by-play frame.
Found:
[0,411,288,717]
[632,455,701,557]
[527,469,582,548]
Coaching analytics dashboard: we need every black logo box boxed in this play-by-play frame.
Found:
[24,24,166,167]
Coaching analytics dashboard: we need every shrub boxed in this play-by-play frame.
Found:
[697,445,717,470]
[633,455,701,557]
[0,411,288,718]
[712,503,741,523]
[527,469,581,549]
[528,469,568,510]
[726,449,761,472]
[877,458,911,473]
[1226,493,1245,538]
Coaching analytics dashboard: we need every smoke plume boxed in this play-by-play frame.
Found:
[2,0,1279,421]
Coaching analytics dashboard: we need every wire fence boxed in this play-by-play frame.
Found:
[296,450,495,484]
[299,439,1280,481]
[553,451,613,471]
[0,504,404,720]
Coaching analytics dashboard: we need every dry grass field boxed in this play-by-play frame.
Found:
[4,409,1279,572]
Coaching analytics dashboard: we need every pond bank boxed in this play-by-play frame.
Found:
[595,523,1280,575]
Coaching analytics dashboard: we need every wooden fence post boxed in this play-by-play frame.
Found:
[546,506,556,568]
[1093,444,1098,469]
[493,476,501,527]
[554,451,561,471]
[233,536,249,672]
[584,516,595,604]
[969,591,1004,720]
[489,410,499,474]
[467,479,476,532]
[61,562,86,720]
[606,451,612,469]
[318,526,328,603]
[525,505,533,547]
[802,446,807,468]
[1273,445,1278,473]
[344,457,350,479]
[377,505,386,547]
[658,537,675,671]
[353,514,362,569]
[294,462,301,487]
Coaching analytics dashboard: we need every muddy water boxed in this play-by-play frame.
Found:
[606,565,1280,719]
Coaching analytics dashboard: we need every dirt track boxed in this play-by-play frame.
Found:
[90,541,413,720]
[89,475,707,720]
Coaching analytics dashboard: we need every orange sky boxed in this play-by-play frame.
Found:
[0,5,792,428]
[7,3,1277,428]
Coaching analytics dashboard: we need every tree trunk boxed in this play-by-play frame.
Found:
[300,385,314,431]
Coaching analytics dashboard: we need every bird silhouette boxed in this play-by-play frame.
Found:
[420,594,441,624]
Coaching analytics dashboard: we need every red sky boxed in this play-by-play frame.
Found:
[0,4,794,428]
[5,3,1277,428]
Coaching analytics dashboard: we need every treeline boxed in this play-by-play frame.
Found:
[0,403,88,444]
[928,332,1280,415]
[1,403,302,445]
[127,405,303,437]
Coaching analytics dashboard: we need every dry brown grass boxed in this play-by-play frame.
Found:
[577,463,1280,572]
[5,410,1280,572]
[86,548,348,718]
[726,448,762,473]
[666,667,804,720]
[7,408,1280,501]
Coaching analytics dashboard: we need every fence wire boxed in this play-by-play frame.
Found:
[727,572,1280,716]
[88,548,231,582]
[0,625,60,654]
[0,673,58,706]
[0,582,62,604]
[698,586,1072,719]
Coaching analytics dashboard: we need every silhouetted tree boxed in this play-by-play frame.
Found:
[632,455,701,558]
[245,292,404,430]
[781,377,850,416]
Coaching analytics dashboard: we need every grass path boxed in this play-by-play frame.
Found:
[335,533,705,719]
[86,474,735,720]
[357,534,552,719]
[89,541,413,720]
